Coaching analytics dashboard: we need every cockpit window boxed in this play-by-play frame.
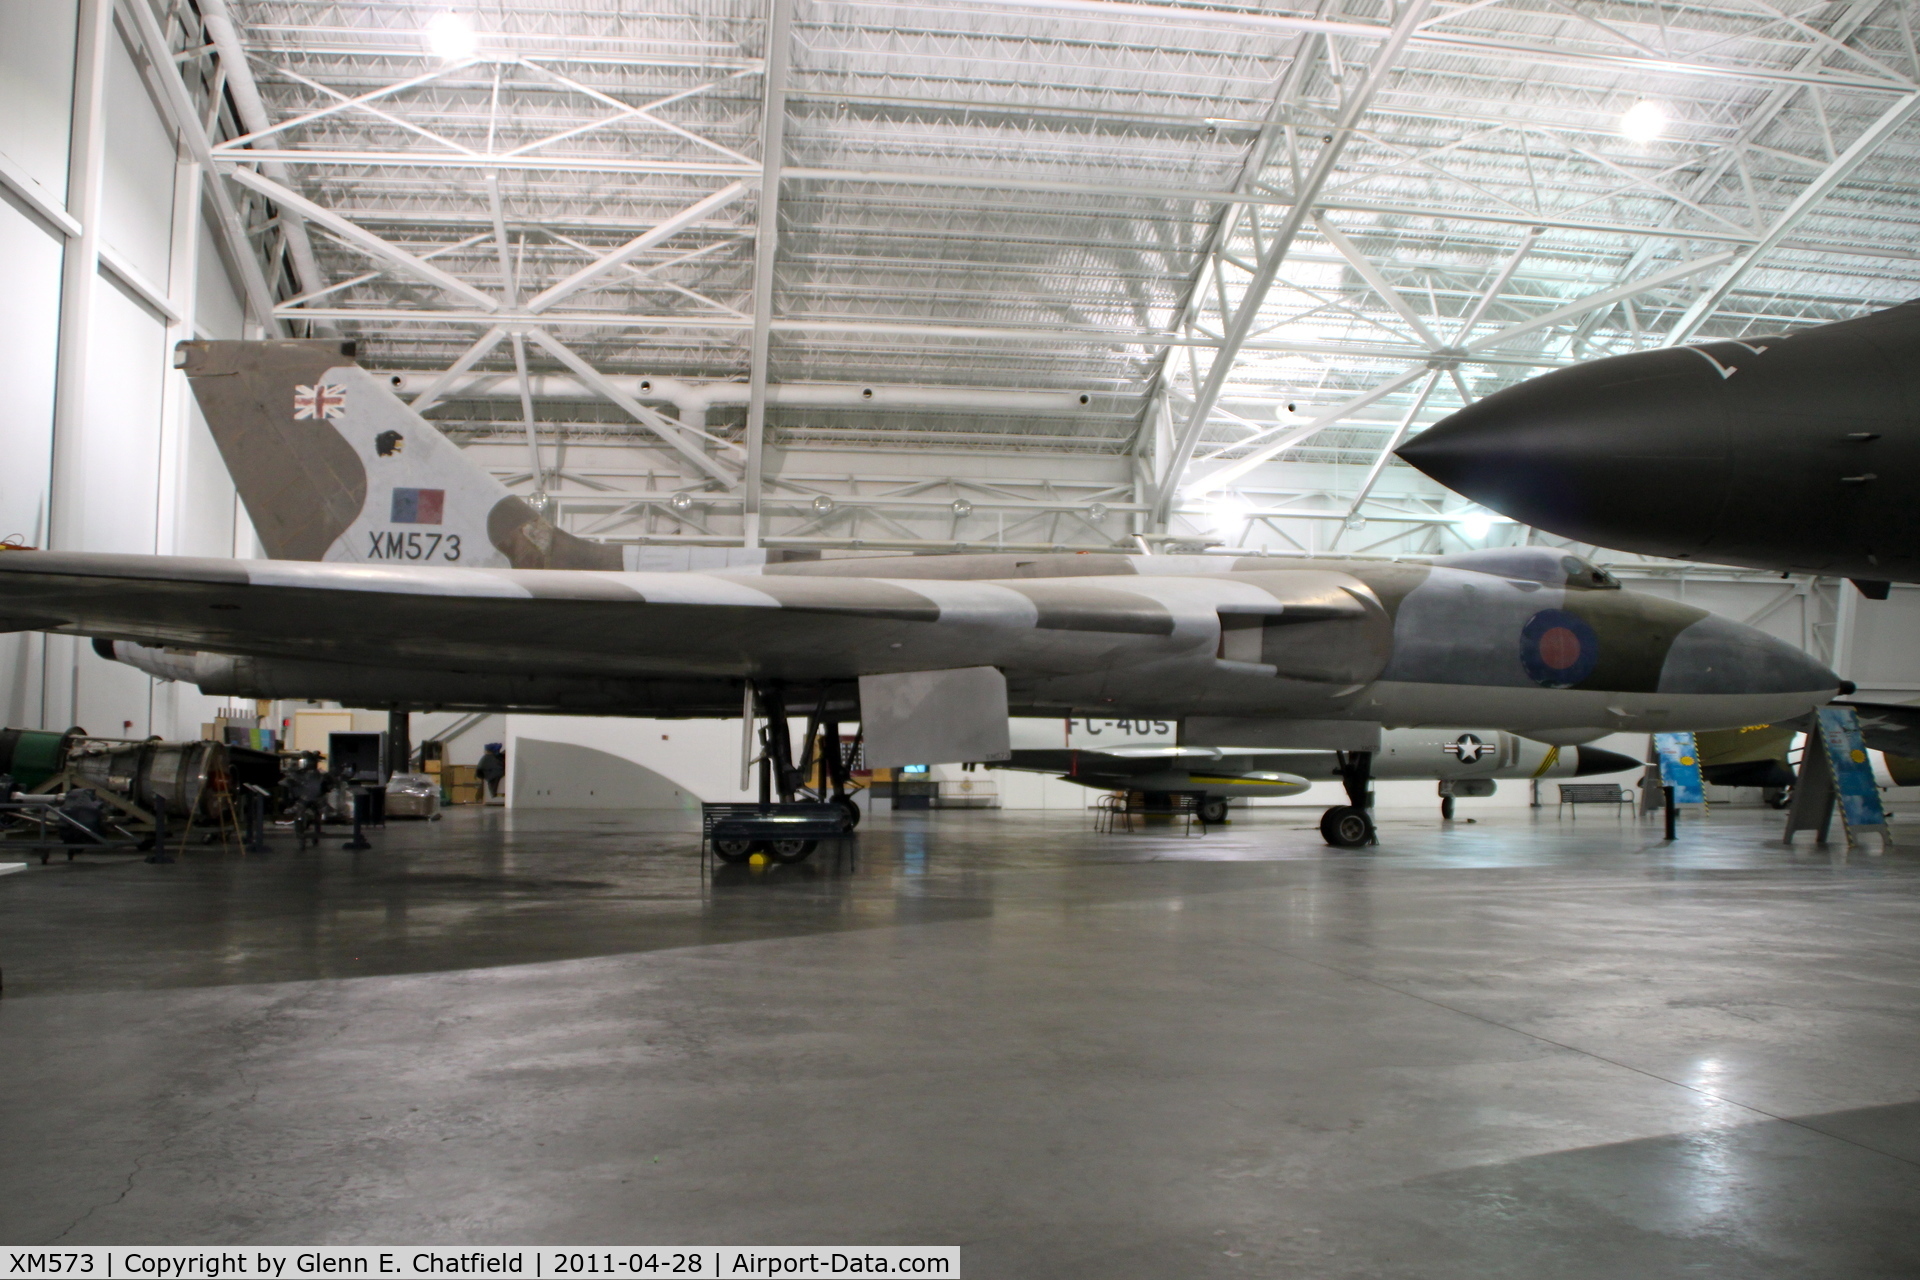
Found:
[1559,555,1621,589]
[1428,547,1621,588]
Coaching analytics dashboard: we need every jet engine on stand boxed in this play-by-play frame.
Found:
[0,727,237,832]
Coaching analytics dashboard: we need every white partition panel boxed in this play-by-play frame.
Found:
[0,0,78,197]
[505,715,773,807]
[194,220,243,341]
[0,203,63,547]
[172,396,239,560]
[0,197,62,727]
[98,28,175,284]
[80,274,165,554]
[1846,587,1920,700]
[191,214,255,562]
[68,272,169,737]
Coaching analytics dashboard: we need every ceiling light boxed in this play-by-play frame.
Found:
[424,12,479,60]
[1205,494,1253,540]
[1620,100,1667,143]
[1459,510,1494,540]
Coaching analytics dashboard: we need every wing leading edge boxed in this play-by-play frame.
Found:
[0,550,1348,684]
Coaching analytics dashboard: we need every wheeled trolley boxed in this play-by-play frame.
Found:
[701,801,855,865]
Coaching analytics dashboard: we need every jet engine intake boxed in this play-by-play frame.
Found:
[1213,572,1392,686]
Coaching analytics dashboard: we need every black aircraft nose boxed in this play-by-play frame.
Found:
[1397,348,1732,560]
[1574,744,1641,776]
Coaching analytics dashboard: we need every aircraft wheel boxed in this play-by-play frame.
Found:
[768,838,817,863]
[1440,796,1455,821]
[713,837,761,864]
[832,796,861,829]
[1320,806,1373,848]
[1198,797,1230,825]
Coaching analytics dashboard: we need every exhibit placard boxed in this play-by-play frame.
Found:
[1816,705,1889,834]
[1652,731,1704,803]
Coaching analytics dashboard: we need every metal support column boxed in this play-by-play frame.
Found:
[740,0,795,547]
[44,0,113,730]
[387,708,412,776]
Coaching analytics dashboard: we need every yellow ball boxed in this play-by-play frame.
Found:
[749,852,769,867]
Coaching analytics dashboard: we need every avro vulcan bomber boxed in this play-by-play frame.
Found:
[18,340,1840,846]
[1398,300,1920,595]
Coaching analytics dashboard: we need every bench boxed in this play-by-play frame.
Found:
[1557,783,1633,816]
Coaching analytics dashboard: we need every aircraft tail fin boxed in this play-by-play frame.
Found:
[176,339,621,569]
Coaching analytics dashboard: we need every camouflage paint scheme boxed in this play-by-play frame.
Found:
[177,340,619,570]
[45,340,1831,738]
[18,541,1835,738]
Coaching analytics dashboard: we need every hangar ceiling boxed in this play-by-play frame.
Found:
[145,0,1920,554]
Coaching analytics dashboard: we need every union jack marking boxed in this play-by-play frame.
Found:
[293,383,347,420]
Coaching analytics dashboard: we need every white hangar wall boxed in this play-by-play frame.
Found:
[0,0,252,742]
[499,714,1110,812]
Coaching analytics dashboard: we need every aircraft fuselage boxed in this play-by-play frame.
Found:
[1398,300,1920,586]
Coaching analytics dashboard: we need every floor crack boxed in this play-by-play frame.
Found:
[46,1146,150,1244]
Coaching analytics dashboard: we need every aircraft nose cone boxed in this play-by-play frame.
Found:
[1658,613,1839,697]
[1573,744,1641,776]
[1397,348,1732,559]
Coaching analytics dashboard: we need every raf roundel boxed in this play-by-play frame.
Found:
[1519,608,1600,688]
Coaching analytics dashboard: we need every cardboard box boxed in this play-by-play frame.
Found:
[446,783,484,805]
[446,764,479,786]
[423,759,442,774]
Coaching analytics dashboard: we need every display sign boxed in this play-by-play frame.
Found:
[1817,706,1888,832]
[1653,731,1704,803]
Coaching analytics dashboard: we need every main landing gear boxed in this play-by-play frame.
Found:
[1320,750,1377,848]
[711,683,861,866]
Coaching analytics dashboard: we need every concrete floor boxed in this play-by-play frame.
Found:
[1,801,1917,1276]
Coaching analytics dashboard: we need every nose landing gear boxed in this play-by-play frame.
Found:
[1321,750,1377,848]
